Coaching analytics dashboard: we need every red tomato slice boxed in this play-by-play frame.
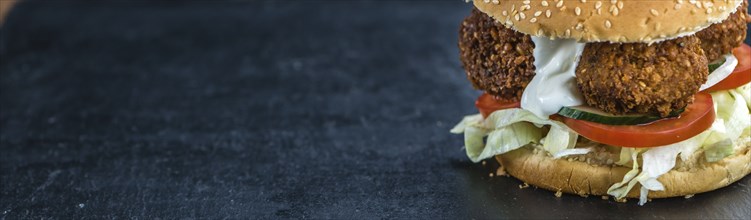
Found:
[704,44,751,92]
[555,93,715,148]
[475,93,521,118]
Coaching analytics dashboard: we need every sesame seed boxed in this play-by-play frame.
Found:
[541,1,549,7]
[534,11,542,16]
[575,7,581,15]
[595,1,602,9]
[650,9,659,16]
[605,20,612,28]
[530,17,538,23]
[546,9,552,17]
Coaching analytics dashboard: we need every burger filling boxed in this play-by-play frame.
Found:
[453,6,751,205]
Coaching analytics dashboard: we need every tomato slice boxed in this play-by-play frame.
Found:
[475,93,521,118]
[704,44,751,92]
[556,93,715,148]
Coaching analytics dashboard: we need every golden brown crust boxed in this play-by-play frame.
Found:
[696,0,749,61]
[459,9,535,102]
[575,36,708,117]
[473,0,744,43]
[495,139,751,199]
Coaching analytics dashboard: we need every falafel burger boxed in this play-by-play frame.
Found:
[451,0,751,205]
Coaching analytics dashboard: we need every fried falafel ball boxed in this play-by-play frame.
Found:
[576,36,708,117]
[695,0,749,62]
[459,9,535,102]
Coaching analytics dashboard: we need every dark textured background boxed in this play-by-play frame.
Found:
[1,0,750,219]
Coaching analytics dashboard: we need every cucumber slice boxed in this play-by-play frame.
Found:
[557,106,684,125]
[708,57,726,73]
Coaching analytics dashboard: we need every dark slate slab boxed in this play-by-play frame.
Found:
[1,0,750,219]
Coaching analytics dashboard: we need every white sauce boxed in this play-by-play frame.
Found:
[521,37,586,118]
[700,53,739,91]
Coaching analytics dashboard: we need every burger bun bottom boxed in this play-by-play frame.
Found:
[495,138,751,199]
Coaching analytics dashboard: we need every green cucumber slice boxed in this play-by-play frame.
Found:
[708,57,726,73]
[557,106,684,125]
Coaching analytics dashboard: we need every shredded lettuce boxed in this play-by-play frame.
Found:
[553,148,592,159]
[735,83,751,110]
[616,147,636,166]
[608,130,708,205]
[452,82,751,205]
[711,90,750,140]
[607,150,641,199]
[542,125,578,156]
[704,139,734,162]
[607,87,751,205]
[451,108,581,163]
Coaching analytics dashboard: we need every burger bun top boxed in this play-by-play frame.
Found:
[473,0,744,43]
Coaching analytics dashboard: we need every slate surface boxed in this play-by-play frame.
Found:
[1,0,750,219]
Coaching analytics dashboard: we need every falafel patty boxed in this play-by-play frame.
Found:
[696,0,749,62]
[575,36,709,117]
[459,9,535,102]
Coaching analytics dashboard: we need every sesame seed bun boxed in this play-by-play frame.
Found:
[474,0,745,43]
[495,136,751,199]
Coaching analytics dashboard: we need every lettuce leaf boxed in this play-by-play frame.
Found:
[451,109,581,163]
[704,138,734,162]
[616,147,636,166]
[542,125,578,156]
[711,90,750,140]
[608,129,709,205]
[607,150,641,199]
[734,82,751,110]
[705,87,751,162]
